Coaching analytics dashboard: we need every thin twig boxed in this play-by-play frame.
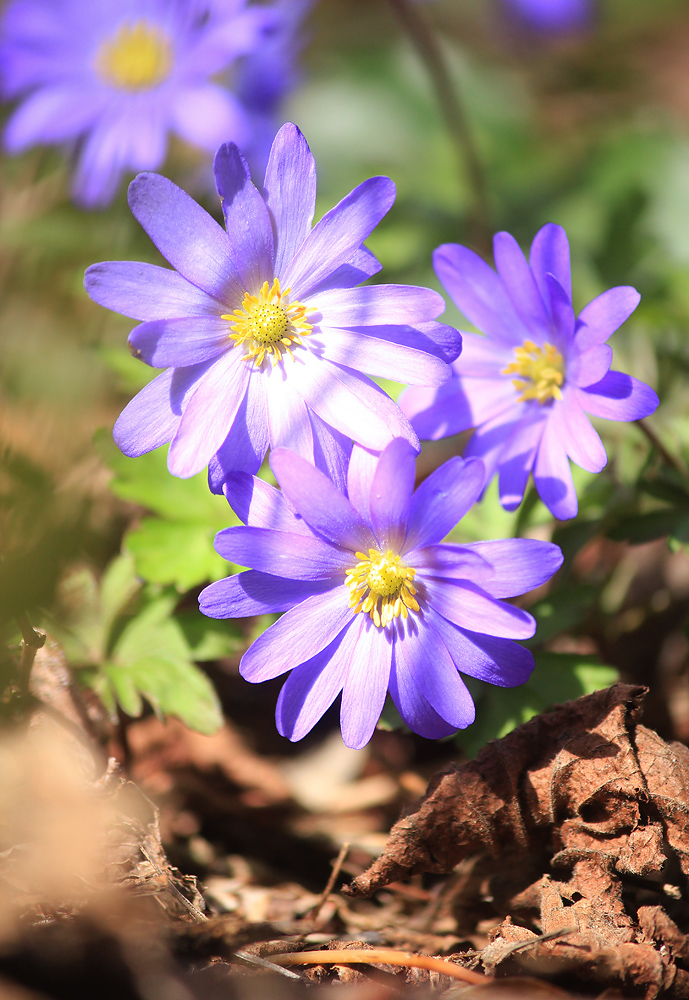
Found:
[305,842,350,924]
[272,948,486,984]
[495,925,578,960]
[233,950,305,981]
[636,419,687,479]
[15,610,46,695]
[139,846,208,922]
[387,0,491,255]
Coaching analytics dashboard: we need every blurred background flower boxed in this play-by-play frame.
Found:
[499,0,594,34]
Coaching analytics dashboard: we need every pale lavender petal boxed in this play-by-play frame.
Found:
[127,173,243,303]
[340,621,392,749]
[405,456,485,551]
[346,444,379,522]
[168,350,251,477]
[313,326,451,387]
[128,317,230,368]
[498,410,547,511]
[222,472,312,533]
[400,380,475,441]
[433,243,530,346]
[412,544,493,583]
[454,373,521,427]
[464,411,523,487]
[462,539,563,598]
[554,391,607,473]
[264,361,314,458]
[428,579,536,639]
[456,332,514,377]
[313,285,444,327]
[283,176,396,300]
[276,617,362,742]
[369,438,417,550]
[113,362,210,457]
[84,262,225,322]
[171,84,248,152]
[493,230,550,338]
[207,375,269,491]
[270,448,375,550]
[215,526,350,579]
[545,273,575,347]
[72,116,128,208]
[3,84,101,150]
[263,123,316,276]
[313,245,383,292]
[292,351,418,451]
[533,417,577,520]
[394,617,476,729]
[529,223,571,307]
[577,371,659,422]
[575,286,640,351]
[240,586,355,682]
[214,142,274,291]
[310,412,352,495]
[428,608,535,687]
[199,570,331,618]
[567,345,613,388]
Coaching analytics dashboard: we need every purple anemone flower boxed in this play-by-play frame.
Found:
[400,224,659,521]
[199,438,564,749]
[0,0,271,207]
[501,0,593,33]
[85,123,460,486]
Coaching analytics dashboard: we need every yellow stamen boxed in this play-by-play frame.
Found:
[224,278,314,369]
[96,20,173,91]
[345,548,419,629]
[501,339,565,404]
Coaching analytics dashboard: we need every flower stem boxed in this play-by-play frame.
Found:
[636,419,687,480]
[387,0,492,255]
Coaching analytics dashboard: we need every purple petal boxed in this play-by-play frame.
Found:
[497,410,547,511]
[389,666,460,739]
[454,371,522,427]
[168,351,251,477]
[275,621,360,742]
[310,412,352,495]
[404,456,485,551]
[346,444,379,523]
[263,123,316,276]
[369,438,417,550]
[529,224,572,308]
[214,526,351,579]
[340,621,392,749]
[413,544,494,583]
[313,325,452,387]
[577,370,659,422]
[199,570,331,618]
[462,539,563,598]
[456,332,513,377]
[493,230,550,338]
[428,609,535,687]
[171,84,248,152]
[433,243,530,346]
[270,449,375,550]
[264,362,315,458]
[429,579,536,639]
[128,317,230,368]
[213,143,274,291]
[575,286,641,351]
[314,245,383,293]
[568,345,613,388]
[293,352,418,451]
[554,391,607,473]
[113,363,209,458]
[127,173,243,303]
[240,586,355,682]
[72,117,129,208]
[464,411,524,487]
[222,472,311,533]
[283,176,396,300]
[533,417,577,520]
[400,380,475,441]
[314,285,444,327]
[545,273,575,347]
[3,84,100,150]
[207,376,269,491]
[84,262,225,322]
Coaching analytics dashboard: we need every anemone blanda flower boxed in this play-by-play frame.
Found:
[85,123,460,487]
[0,0,272,207]
[199,438,563,749]
[400,224,659,521]
[501,0,593,33]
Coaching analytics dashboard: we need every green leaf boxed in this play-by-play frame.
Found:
[177,611,245,661]
[528,585,597,646]
[608,508,689,544]
[125,519,229,591]
[100,552,141,635]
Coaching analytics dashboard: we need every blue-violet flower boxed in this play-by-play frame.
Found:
[85,123,460,486]
[501,0,592,33]
[400,224,659,520]
[0,0,272,207]
[199,438,563,749]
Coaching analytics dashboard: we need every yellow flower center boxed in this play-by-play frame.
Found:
[225,278,314,368]
[502,339,565,404]
[96,20,173,91]
[345,549,419,629]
